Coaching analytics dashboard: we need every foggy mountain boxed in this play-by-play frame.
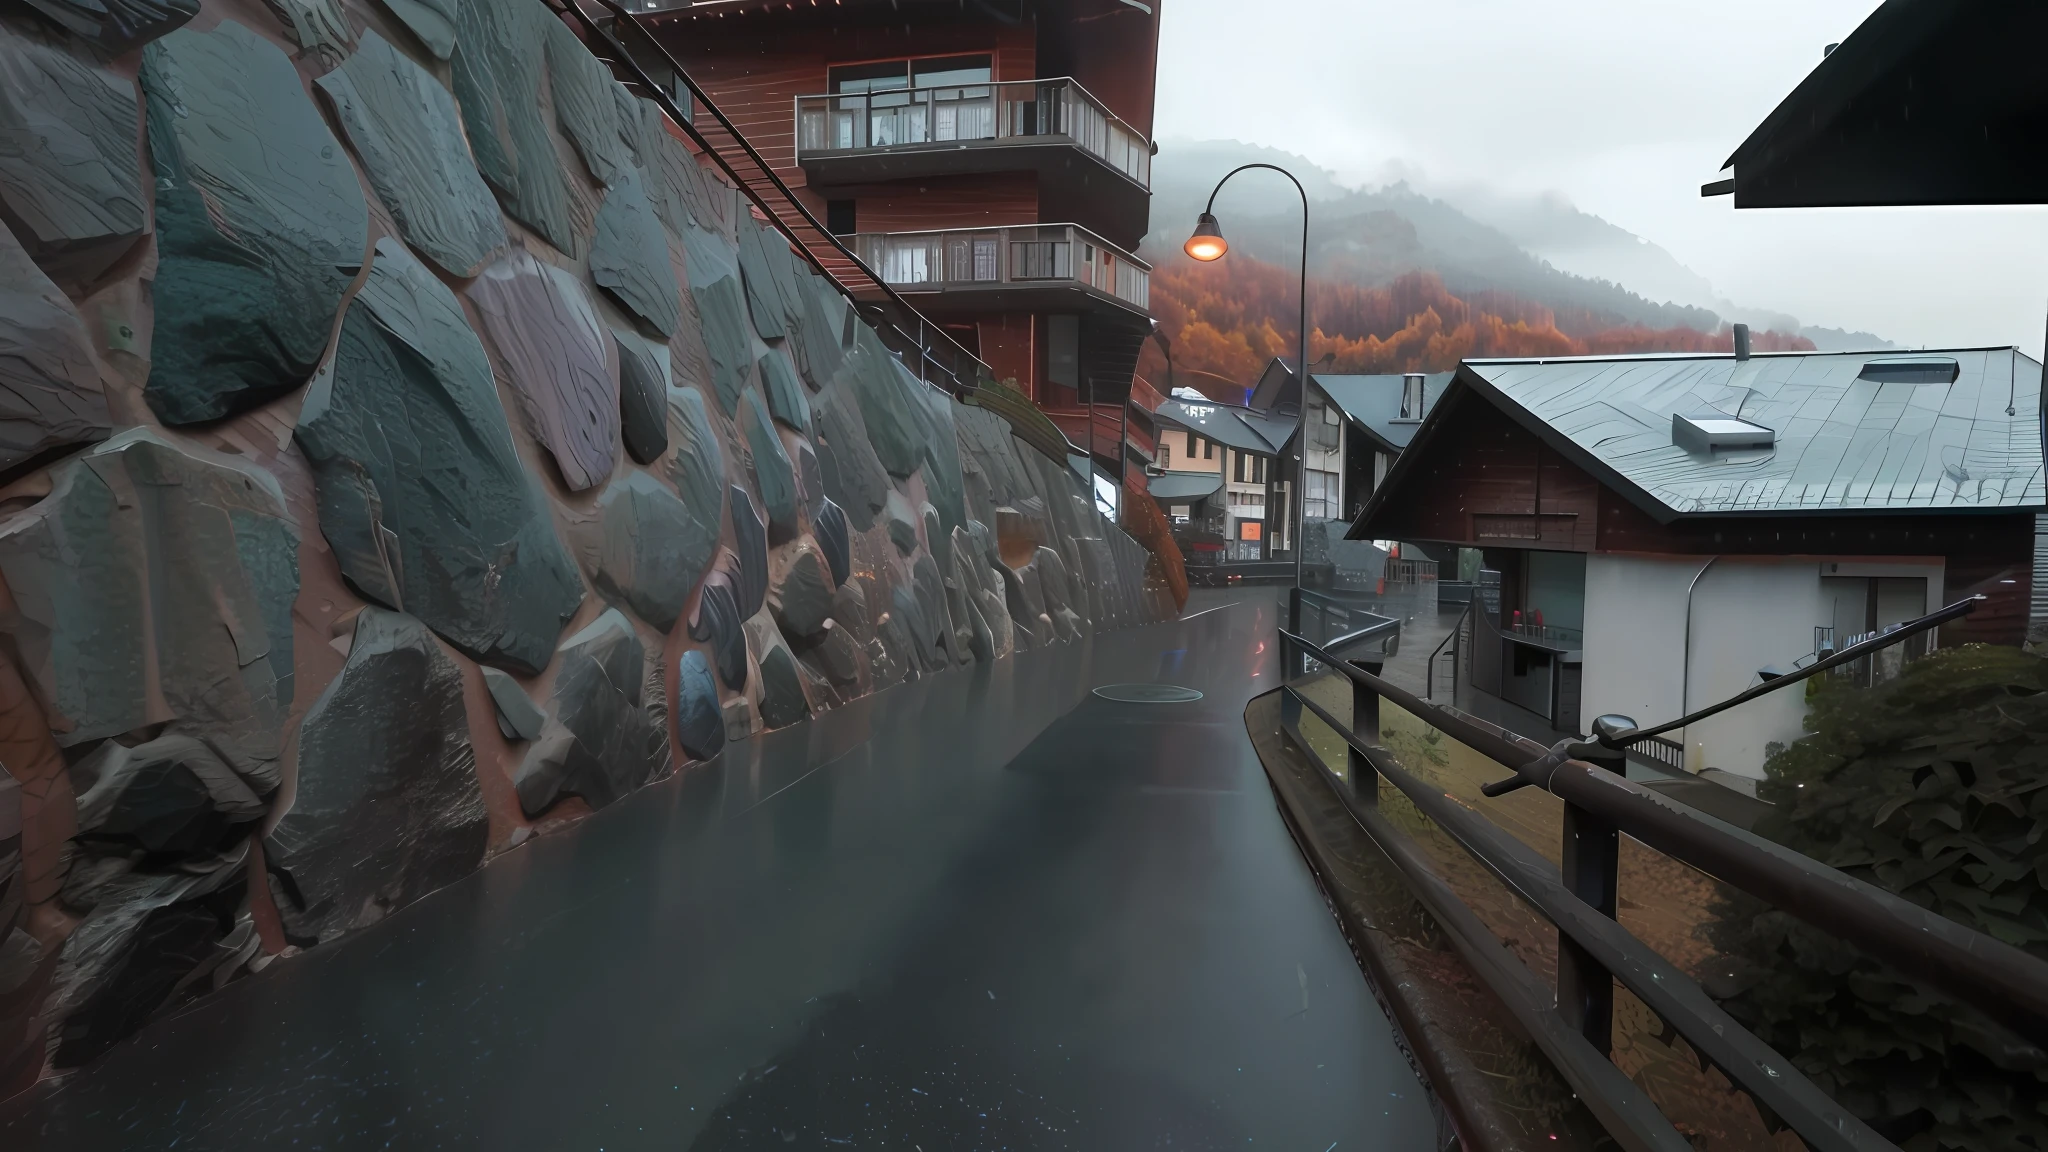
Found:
[1140,140,1896,350]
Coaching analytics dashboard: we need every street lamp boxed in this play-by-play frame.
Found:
[1186,163,1310,628]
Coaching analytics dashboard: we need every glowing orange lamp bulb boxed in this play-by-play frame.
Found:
[1184,212,1228,261]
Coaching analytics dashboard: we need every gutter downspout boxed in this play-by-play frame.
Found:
[1679,556,1721,771]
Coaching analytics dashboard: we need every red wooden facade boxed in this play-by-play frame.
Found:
[651,0,1160,474]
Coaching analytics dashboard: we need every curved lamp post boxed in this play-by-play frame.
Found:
[1185,163,1310,626]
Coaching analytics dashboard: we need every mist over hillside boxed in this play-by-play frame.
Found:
[1141,140,1894,350]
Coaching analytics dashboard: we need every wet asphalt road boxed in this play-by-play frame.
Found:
[0,589,1434,1150]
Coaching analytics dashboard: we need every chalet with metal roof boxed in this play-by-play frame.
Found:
[1352,346,2044,779]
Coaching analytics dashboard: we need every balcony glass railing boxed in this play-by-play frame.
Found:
[795,77,1150,188]
[851,224,1150,310]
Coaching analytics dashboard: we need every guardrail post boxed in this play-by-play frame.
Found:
[1277,633,1303,741]
[1348,660,1381,804]
[1558,716,1630,1054]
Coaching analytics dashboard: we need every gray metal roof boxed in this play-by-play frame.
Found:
[1314,372,1454,451]
[1459,348,2045,515]
[1153,399,1280,456]
[1233,407,1296,454]
[1147,471,1224,501]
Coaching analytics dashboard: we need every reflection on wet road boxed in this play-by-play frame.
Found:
[0,590,1434,1149]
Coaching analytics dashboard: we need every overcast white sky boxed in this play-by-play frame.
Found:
[1154,0,2048,354]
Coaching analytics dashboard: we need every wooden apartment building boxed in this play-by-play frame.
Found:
[647,0,1163,480]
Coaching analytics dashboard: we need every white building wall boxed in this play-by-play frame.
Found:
[1580,554,1942,779]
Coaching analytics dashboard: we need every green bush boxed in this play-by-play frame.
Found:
[1709,644,2048,1150]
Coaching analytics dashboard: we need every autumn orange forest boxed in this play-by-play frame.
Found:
[1135,252,1815,402]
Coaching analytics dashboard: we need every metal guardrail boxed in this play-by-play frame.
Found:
[1274,592,2048,1151]
[852,223,1150,310]
[1291,587,1400,662]
[794,76,1151,187]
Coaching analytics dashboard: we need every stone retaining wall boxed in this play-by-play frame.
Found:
[0,0,1173,1095]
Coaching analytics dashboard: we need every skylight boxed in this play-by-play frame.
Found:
[1672,412,1775,454]
[1857,356,1960,384]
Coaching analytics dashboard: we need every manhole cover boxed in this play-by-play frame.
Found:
[1093,683,1203,703]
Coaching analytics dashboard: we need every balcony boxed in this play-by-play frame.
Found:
[850,223,1150,321]
[796,78,1152,247]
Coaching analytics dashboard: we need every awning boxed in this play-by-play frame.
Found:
[1146,471,1224,501]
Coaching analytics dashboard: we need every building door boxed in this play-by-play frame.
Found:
[1822,575,1929,648]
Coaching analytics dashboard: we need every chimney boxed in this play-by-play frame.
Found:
[1732,323,1751,362]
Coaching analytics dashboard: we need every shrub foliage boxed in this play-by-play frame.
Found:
[1711,644,2048,1150]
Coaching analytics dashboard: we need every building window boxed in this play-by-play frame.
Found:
[1304,468,1340,520]
[1401,373,1425,420]
[827,56,995,146]
[1161,441,1171,467]
[1232,453,1245,483]
[826,199,856,236]
[1253,456,1266,483]
[1204,438,1216,460]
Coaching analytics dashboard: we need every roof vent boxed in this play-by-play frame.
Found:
[1857,356,1959,384]
[1673,412,1775,454]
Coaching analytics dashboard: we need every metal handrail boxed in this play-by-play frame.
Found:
[545,0,994,399]
[1282,684,1890,1152]
[1425,602,1470,701]
[1279,616,2048,1051]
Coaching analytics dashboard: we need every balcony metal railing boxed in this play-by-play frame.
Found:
[1273,592,2048,1150]
[851,224,1150,310]
[795,77,1151,188]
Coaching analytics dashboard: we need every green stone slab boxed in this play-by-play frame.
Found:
[664,384,724,526]
[673,648,723,762]
[451,0,573,253]
[591,164,681,337]
[759,350,810,433]
[0,220,111,473]
[373,0,456,59]
[769,546,833,641]
[682,222,751,414]
[734,216,788,341]
[297,238,584,675]
[613,329,670,465]
[812,379,889,531]
[317,31,507,278]
[0,27,145,288]
[267,608,486,945]
[755,644,809,730]
[139,21,368,425]
[0,429,298,787]
[512,609,666,814]
[583,471,717,633]
[740,389,797,536]
[14,0,196,50]
[543,16,635,188]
